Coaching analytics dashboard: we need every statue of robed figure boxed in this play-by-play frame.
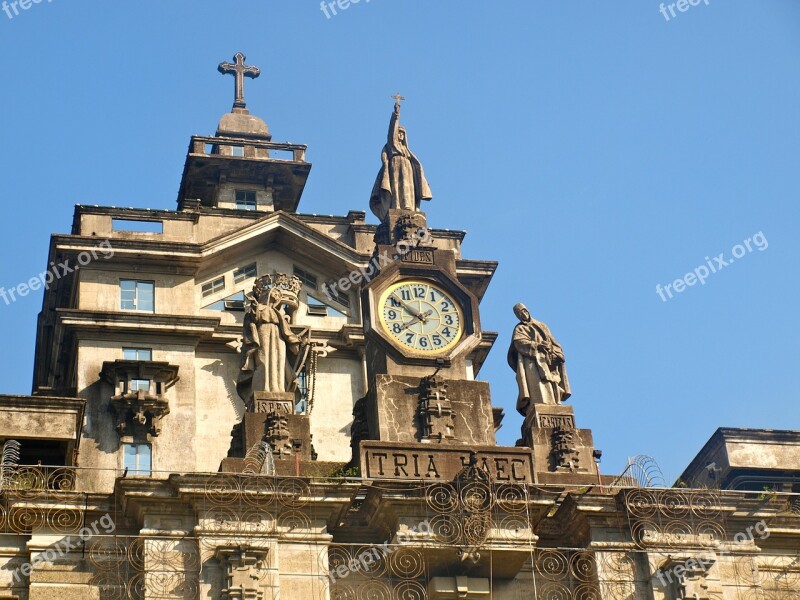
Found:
[369,99,433,223]
[507,303,571,416]
[237,276,304,405]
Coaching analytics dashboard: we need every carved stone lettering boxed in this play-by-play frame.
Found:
[401,249,435,264]
[537,414,576,429]
[360,442,536,483]
[254,399,293,414]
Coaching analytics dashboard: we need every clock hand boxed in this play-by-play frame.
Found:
[391,294,426,322]
[400,309,434,331]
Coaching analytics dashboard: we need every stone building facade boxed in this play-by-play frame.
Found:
[0,56,797,600]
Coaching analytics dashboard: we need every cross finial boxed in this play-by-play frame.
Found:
[392,92,405,108]
[218,52,261,111]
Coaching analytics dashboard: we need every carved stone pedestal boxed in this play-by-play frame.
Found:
[222,391,312,474]
[521,404,598,483]
[373,208,428,246]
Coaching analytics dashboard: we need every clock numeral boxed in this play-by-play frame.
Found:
[388,309,398,320]
[432,334,443,346]
[442,327,452,338]
[444,314,454,325]
[419,336,429,348]
[430,290,438,302]
[414,287,426,299]
[401,289,411,301]
[392,323,403,334]
[405,333,415,345]
[440,301,451,312]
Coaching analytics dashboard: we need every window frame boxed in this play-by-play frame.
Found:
[293,266,318,290]
[120,279,155,313]
[235,189,257,211]
[233,263,257,284]
[123,348,152,361]
[123,443,152,476]
[201,276,226,298]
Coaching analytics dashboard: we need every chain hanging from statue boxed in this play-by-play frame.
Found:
[236,274,313,408]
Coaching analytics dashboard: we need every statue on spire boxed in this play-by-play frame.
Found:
[369,95,433,223]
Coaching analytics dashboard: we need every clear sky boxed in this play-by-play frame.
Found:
[0,1,798,482]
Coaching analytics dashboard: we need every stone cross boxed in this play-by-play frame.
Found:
[218,52,261,110]
[392,92,405,108]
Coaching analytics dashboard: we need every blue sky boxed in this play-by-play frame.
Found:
[0,1,798,481]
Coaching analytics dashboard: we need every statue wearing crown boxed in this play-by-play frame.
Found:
[236,274,306,406]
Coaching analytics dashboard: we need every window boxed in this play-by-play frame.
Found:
[231,146,244,157]
[234,263,257,284]
[129,379,151,393]
[120,280,154,312]
[296,368,308,414]
[307,294,347,318]
[201,276,225,298]
[112,219,163,233]
[203,291,245,312]
[123,348,152,361]
[293,266,318,289]
[236,190,257,210]
[123,443,151,476]
[323,282,351,308]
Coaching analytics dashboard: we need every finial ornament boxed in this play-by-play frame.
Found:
[218,52,261,110]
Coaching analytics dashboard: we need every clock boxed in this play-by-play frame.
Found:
[378,279,464,355]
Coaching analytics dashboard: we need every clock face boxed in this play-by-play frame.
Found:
[378,280,464,355]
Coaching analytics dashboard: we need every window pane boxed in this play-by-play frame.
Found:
[123,444,137,471]
[124,348,152,361]
[235,189,257,210]
[130,379,151,392]
[137,282,154,312]
[138,445,152,475]
[121,280,155,312]
[234,263,257,284]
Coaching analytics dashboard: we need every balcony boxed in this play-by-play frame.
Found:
[100,360,180,438]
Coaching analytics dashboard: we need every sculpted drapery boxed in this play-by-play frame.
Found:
[507,303,571,415]
[237,280,301,404]
[369,102,432,223]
